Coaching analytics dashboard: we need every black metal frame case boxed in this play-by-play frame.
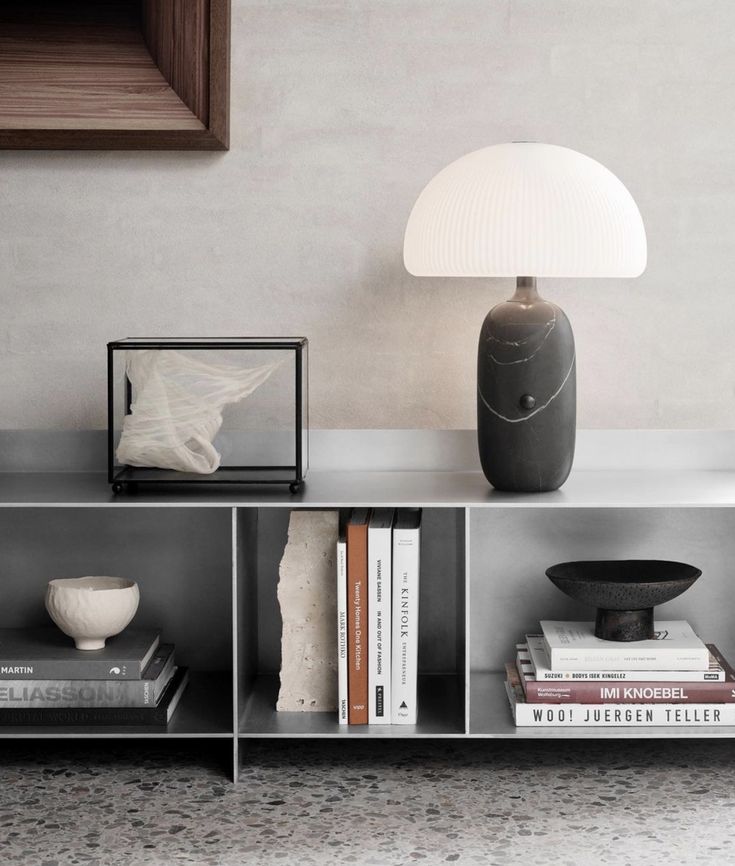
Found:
[107,338,308,494]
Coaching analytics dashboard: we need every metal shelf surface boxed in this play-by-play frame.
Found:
[1,469,735,508]
[239,674,465,738]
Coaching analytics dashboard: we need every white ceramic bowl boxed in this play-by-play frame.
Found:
[45,577,140,651]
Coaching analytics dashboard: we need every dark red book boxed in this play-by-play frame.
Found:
[347,509,370,724]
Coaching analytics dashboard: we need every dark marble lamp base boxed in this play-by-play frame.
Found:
[477,277,576,492]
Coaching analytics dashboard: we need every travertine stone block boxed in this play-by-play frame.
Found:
[276,510,339,712]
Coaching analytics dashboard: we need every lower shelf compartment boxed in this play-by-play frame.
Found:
[239,673,466,737]
[0,671,233,739]
[471,672,735,738]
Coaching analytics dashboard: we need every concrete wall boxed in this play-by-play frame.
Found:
[2,1,733,430]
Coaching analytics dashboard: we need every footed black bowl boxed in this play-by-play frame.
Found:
[545,560,702,641]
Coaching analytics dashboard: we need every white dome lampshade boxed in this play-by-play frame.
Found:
[403,142,647,278]
[402,142,648,494]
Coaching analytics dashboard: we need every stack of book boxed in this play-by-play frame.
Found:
[0,628,188,726]
[506,620,735,727]
[337,508,422,726]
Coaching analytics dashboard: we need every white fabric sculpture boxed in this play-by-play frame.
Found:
[116,349,282,474]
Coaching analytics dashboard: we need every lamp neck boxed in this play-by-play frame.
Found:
[511,276,540,303]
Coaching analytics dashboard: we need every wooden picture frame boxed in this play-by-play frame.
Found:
[0,0,230,150]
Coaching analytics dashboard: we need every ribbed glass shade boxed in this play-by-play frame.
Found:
[403,143,647,278]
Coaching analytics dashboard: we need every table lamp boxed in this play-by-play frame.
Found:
[403,142,647,492]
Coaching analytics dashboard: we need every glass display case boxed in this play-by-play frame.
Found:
[107,338,308,493]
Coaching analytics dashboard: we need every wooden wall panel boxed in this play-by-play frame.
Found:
[141,0,210,126]
[0,23,203,131]
[208,0,229,148]
[0,0,229,150]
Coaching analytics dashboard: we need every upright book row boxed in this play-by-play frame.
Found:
[337,508,422,725]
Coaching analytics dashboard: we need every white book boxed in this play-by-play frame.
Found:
[525,634,726,682]
[506,681,735,727]
[336,526,348,725]
[368,509,394,724]
[391,509,421,725]
[541,620,710,672]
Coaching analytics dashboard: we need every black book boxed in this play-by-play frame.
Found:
[0,628,160,680]
[0,667,189,726]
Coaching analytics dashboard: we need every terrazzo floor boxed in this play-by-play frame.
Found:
[0,738,733,866]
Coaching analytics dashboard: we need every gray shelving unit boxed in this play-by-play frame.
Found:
[1,468,734,781]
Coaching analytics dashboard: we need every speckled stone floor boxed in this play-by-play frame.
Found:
[0,739,733,865]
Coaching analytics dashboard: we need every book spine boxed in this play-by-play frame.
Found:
[540,623,711,671]
[336,535,349,725]
[391,523,420,725]
[0,702,167,726]
[526,635,726,682]
[545,648,712,672]
[707,644,735,679]
[152,653,177,705]
[509,694,735,727]
[368,525,392,724]
[0,660,143,680]
[347,520,368,725]
[534,669,725,683]
[0,678,152,708]
[521,677,735,704]
[543,634,711,672]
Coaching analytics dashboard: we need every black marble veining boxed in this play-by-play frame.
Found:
[477,280,576,492]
